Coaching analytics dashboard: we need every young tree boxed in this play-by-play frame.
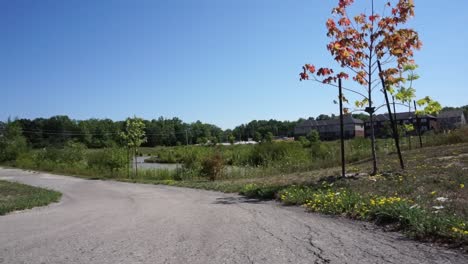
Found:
[307,130,320,143]
[264,132,274,143]
[253,132,262,143]
[228,134,235,145]
[394,65,441,148]
[300,0,422,174]
[120,117,147,178]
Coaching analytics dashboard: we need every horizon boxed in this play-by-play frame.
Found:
[3,102,466,131]
[2,0,468,130]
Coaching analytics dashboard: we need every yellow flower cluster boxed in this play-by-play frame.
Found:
[370,197,404,206]
[280,192,288,201]
[451,224,468,236]
[306,190,340,207]
[281,186,410,220]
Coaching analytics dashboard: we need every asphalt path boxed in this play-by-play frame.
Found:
[0,168,466,264]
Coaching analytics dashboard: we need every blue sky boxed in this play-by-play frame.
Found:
[1,0,467,129]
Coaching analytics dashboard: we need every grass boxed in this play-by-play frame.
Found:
[0,180,62,215]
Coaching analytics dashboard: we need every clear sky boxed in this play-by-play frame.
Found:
[1,0,467,129]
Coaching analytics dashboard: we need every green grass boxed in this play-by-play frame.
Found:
[0,180,62,215]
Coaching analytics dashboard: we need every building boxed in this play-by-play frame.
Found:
[437,110,467,131]
[365,112,437,138]
[294,116,365,140]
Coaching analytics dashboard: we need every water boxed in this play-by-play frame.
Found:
[133,156,247,175]
[133,156,181,170]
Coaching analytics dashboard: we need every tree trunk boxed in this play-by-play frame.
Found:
[366,13,378,175]
[134,148,138,178]
[408,104,412,150]
[368,112,378,175]
[127,147,130,179]
[338,78,346,178]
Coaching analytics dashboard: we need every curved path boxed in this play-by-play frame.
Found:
[0,168,466,264]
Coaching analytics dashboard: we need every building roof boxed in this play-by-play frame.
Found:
[371,112,436,122]
[438,110,465,118]
[297,115,363,128]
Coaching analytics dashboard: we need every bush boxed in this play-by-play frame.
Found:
[250,143,282,166]
[240,183,283,199]
[87,148,127,176]
[62,141,87,165]
[181,150,202,171]
[15,152,36,169]
[200,153,224,181]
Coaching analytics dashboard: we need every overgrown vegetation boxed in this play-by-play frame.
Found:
[0,180,62,215]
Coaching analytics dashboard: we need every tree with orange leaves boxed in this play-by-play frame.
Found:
[300,0,422,175]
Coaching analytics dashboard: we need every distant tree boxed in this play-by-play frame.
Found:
[120,117,147,178]
[253,132,262,142]
[228,135,235,145]
[307,130,320,143]
[209,136,218,146]
[0,122,28,162]
[264,132,274,143]
[352,113,369,121]
[316,114,332,121]
[197,137,208,145]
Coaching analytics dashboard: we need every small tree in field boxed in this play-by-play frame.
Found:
[264,132,274,143]
[120,117,147,178]
[393,65,441,148]
[300,0,422,174]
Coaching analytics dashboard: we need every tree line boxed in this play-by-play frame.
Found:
[1,104,465,149]
[0,116,308,148]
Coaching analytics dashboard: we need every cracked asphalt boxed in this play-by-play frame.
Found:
[0,168,466,264]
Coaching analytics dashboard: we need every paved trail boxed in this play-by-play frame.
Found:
[0,168,466,264]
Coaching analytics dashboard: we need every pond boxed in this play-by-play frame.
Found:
[133,156,181,170]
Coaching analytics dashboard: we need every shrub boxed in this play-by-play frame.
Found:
[181,150,202,172]
[15,152,36,169]
[307,130,320,143]
[239,183,283,199]
[250,143,280,166]
[200,153,224,181]
[87,148,127,176]
[62,141,87,164]
[298,136,310,147]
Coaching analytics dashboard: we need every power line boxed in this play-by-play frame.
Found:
[0,128,195,137]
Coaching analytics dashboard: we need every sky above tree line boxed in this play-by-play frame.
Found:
[1,0,467,129]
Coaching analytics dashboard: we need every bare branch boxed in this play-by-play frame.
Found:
[371,80,381,91]
[309,76,369,100]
